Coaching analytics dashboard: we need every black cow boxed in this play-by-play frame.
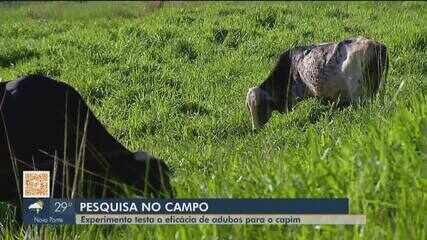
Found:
[0,75,173,210]
[246,36,389,129]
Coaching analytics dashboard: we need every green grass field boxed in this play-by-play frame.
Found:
[0,1,426,239]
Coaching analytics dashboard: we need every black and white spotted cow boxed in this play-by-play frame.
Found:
[0,74,173,208]
[246,36,389,130]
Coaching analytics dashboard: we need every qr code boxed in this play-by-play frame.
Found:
[23,171,50,198]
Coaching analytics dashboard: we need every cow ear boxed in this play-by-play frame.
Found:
[106,150,154,163]
[133,151,173,176]
[133,151,153,162]
[246,87,259,130]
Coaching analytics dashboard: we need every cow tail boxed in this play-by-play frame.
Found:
[381,48,389,92]
[371,43,388,98]
[379,46,389,94]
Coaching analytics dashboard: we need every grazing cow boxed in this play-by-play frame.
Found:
[246,36,389,129]
[0,74,173,208]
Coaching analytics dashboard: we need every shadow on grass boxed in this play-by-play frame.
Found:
[179,102,209,116]
[0,50,40,68]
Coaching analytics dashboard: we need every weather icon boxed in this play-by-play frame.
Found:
[28,200,44,214]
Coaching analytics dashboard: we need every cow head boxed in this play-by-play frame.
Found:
[246,50,293,130]
[131,151,174,198]
[246,87,274,130]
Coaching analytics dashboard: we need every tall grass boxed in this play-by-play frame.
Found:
[0,1,426,239]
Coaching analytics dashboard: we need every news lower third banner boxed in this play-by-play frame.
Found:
[22,198,365,225]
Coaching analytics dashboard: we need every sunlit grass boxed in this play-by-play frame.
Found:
[0,1,426,239]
